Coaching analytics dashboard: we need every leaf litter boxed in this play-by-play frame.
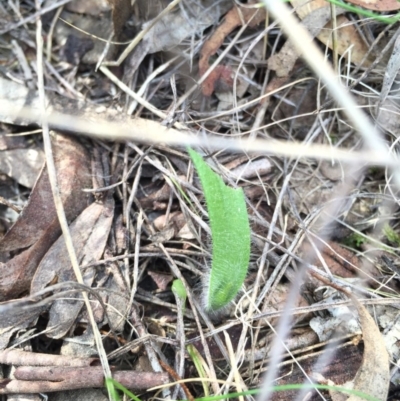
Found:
[0,0,400,400]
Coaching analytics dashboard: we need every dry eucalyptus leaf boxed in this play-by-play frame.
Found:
[55,11,113,65]
[310,285,361,341]
[0,148,44,188]
[0,133,92,252]
[0,220,61,301]
[31,196,115,339]
[346,0,400,10]
[377,35,400,113]
[347,297,390,401]
[0,133,92,300]
[177,223,195,239]
[102,261,130,332]
[283,169,338,215]
[199,3,266,96]
[148,270,174,291]
[0,305,44,350]
[291,0,373,67]
[65,0,110,15]
[125,0,232,75]
[229,157,273,180]
[268,6,346,77]
[0,128,26,150]
[107,0,132,36]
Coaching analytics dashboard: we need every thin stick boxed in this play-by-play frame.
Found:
[2,103,400,167]
[33,1,113,395]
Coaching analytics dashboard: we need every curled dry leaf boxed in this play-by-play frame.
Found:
[31,195,115,339]
[0,133,92,252]
[148,270,174,291]
[311,272,390,401]
[0,305,44,350]
[106,0,132,37]
[102,257,130,332]
[0,148,44,188]
[65,0,111,16]
[199,3,265,96]
[0,133,92,301]
[291,0,374,67]
[126,0,232,75]
[228,157,273,180]
[0,220,62,301]
[347,297,390,401]
[283,169,337,215]
[301,241,361,279]
[268,6,346,77]
[346,0,400,10]
[137,180,172,210]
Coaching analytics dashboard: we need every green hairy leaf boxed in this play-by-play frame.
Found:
[188,148,250,312]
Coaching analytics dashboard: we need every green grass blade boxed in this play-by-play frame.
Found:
[195,384,380,401]
[187,344,210,397]
[105,378,142,401]
[188,148,250,312]
[326,0,400,23]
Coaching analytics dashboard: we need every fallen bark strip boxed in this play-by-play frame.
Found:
[0,367,169,393]
[0,349,98,367]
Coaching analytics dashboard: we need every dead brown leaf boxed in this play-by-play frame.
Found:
[0,133,92,300]
[0,220,61,301]
[0,129,27,150]
[302,241,360,279]
[102,257,130,332]
[148,270,174,291]
[66,0,110,16]
[199,3,266,96]
[346,0,400,10]
[0,148,44,188]
[291,0,374,67]
[31,195,115,338]
[153,211,186,232]
[0,133,92,252]
[106,0,132,37]
[310,271,390,401]
[347,298,390,401]
[268,6,346,77]
[138,180,172,210]
[0,305,44,350]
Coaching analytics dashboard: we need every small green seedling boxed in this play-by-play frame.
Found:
[105,378,141,401]
[188,148,251,312]
[342,232,366,249]
[172,279,187,314]
[382,223,400,247]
